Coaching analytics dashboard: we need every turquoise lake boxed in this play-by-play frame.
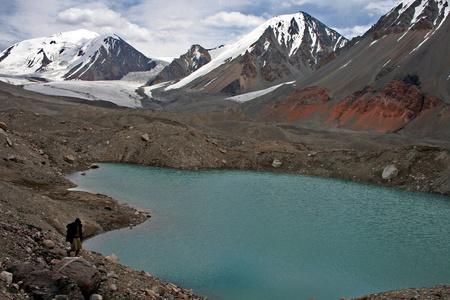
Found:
[67,163,450,300]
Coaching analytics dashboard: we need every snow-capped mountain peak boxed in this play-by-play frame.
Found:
[266,12,347,56]
[166,11,347,92]
[0,29,100,77]
[0,29,154,81]
[394,0,449,28]
[368,0,450,38]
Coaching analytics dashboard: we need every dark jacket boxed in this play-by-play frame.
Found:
[66,222,83,243]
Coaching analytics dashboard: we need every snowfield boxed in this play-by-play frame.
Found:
[0,74,145,108]
[0,66,168,108]
[23,80,145,108]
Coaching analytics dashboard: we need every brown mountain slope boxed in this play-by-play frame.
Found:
[254,81,450,138]
[291,3,450,103]
[242,5,450,140]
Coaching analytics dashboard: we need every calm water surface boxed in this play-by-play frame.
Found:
[67,163,450,300]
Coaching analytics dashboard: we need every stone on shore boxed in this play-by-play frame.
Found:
[105,253,120,264]
[5,137,13,147]
[272,159,282,168]
[141,133,150,142]
[42,239,55,249]
[152,285,166,296]
[55,257,101,298]
[0,271,13,285]
[0,121,7,131]
[64,154,75,164]
[382,165,399,180]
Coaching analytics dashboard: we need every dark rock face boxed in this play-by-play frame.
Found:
[0,46,14,63]
[366,0,448,39]
[148,44,211,85]
[64,36,155,81]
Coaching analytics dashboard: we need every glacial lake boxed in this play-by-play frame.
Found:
[67,163,450,300]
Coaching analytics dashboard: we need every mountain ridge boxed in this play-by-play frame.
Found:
[163,11,348,94]
[0,29,156,81]
[0,1,448,140]
[238,0,450,138]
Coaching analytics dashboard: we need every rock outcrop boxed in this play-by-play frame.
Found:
[326,81,448,132]
[148,44,211,86]
[55,257,101,298]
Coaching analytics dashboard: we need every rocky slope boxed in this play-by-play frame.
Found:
[0,82,449,299]
[252,80,450,138]
[148,44,211,86]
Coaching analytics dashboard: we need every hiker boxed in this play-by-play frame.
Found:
[66,218,83,257]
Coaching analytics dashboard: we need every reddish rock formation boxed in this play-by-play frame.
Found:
[328,81,446,132]
[258,81,449,133]
[258,86,331,123]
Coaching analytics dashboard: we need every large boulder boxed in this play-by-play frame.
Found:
[8,263,84,299]
[55,257,101,298]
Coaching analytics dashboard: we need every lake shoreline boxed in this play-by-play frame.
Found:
[73,164,450,300]
[1,82,449,298]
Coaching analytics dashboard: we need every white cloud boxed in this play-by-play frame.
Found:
[334,24,373,38]
[204,12,266,28]
[282,0,314,6]
[0,0,403,59]
[55,5,152,53]
[56,6,150,38]
[56,7,122,27]
[364,0,400,17]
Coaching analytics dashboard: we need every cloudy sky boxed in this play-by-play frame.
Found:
[0,0,402,59]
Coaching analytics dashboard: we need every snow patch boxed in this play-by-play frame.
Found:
[142,82,172,99]
[226,81,295,103]
[397,31,409,42]
[369,39,378,47]
[339,60,352,70]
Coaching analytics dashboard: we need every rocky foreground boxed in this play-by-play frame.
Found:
[0,81,449,299]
